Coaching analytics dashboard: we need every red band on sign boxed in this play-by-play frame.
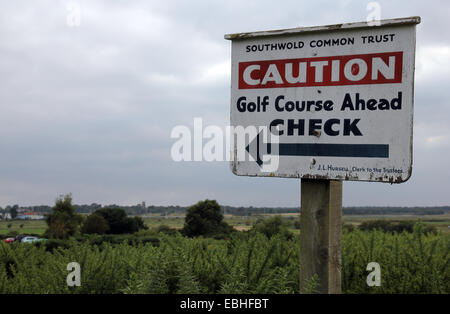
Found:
[238,51,403,89]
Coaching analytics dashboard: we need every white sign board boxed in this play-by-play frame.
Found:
[225,17,420,183]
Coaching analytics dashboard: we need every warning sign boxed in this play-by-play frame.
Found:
[225,17,420,183]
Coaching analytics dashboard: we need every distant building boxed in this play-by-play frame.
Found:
[17,211,44,220]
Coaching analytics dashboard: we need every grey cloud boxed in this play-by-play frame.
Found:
[0,0,449,207]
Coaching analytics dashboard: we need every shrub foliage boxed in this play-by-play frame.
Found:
[0,225,448,294]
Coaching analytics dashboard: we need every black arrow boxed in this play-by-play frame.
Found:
[268,143,389,158]
[245,132,264,166]
[246,131,389,166]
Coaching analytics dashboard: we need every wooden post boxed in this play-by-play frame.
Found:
[299,179,342,294]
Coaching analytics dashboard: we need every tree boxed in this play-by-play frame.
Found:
[93,208,147,234]
[81,213,109,234]
[181,199,233,238]
[10,205,18,219]
[44,194,83,239]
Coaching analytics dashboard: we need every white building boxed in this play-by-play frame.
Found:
[0,213,12,220]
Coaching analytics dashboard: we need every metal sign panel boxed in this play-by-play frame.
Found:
[225,17,420,183]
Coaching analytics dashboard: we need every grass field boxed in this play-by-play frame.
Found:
[1,213,449,236]
[0,220,47,236]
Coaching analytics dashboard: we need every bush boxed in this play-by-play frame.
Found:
[156,225,177,235]
[358,220,437,234]
[294,218,301,230]
[181,200,234,238]
[343,224,355,232]
[252,216,293,240]
[358,219,392,232]
[38,239,72,252]
[94,208,129,234]
[92,208,147,234]
[81,214,109,235]
[342,227,449,293]
[5,231,18,238]
[127,216,148,233]
[77,234,160,247]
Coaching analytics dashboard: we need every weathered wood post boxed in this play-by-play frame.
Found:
[299,179,342,294]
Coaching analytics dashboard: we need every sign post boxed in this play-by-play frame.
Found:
[300,179,342,293]
[225,17,420,293]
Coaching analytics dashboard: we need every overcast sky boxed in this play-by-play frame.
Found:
[0,0,449,208]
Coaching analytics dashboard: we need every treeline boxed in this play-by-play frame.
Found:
[223,206,450,216]
[1,204,449,216]
[60,204,450,216]
[342,206,450,215]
